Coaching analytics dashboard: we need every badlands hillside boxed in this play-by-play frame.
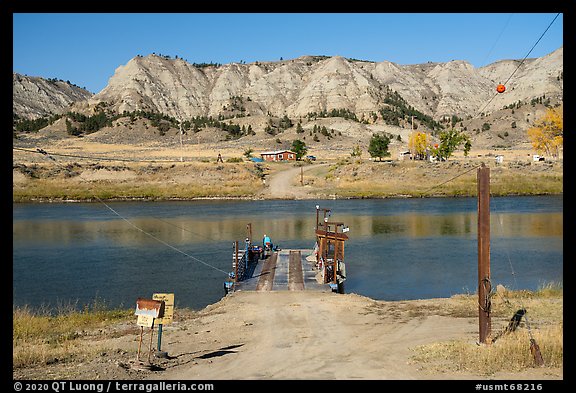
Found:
[12,47,563,154]
[87,48,563,120]
[13,73,93,120]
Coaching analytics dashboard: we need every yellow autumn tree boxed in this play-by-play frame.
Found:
[408,131,429,160]
[527,105,563,158]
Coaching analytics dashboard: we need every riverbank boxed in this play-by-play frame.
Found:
[13,286,563,380]
[12,155,563,202]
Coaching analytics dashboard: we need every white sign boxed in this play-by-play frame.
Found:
[137,314,155,328]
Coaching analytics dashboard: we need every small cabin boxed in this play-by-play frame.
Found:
[260,150,297,162]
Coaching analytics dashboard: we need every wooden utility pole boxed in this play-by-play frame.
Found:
[179,118,184,162]
[477,163,491,344]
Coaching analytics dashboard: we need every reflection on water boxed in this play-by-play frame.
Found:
[13,196,563,310]
[12,212,563,246]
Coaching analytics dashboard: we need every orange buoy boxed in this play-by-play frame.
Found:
[496,84,506,93]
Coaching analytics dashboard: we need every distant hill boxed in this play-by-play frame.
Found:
[13,73,93,120]
[84,48,562,121]
[12,48,562,150]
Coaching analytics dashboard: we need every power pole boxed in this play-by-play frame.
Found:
[477,163,491,344]
[179,117,184,162]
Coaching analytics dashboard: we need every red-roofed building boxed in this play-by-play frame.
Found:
[260,150,297,161]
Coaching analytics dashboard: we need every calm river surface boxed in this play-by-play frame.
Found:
[13,196,563,311]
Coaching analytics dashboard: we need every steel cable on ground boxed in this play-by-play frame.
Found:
[454,11,561,306]
[23,147,230,277]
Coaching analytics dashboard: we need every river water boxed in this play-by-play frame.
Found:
[12,196,563,311]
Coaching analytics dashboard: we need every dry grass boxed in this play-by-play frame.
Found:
[490,173,564,196]
[13,301,133,369]
[412,283,563,376]
[446,282,563,318]
[412,324,563,375]
[313,159,563,198]
[12,161,263,201]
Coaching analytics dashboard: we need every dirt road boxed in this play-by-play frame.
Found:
[260,163,328,199]
[147,291,473,380]
[142,291,560,380]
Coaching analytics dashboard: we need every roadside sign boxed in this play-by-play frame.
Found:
[137,314,155,328]
[153,293,175,325]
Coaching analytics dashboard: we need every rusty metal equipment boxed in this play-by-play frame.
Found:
[530,338,545,367]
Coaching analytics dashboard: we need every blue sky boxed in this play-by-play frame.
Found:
[13,13,563,94]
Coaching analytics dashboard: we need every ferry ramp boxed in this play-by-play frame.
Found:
[234,249,328,292]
